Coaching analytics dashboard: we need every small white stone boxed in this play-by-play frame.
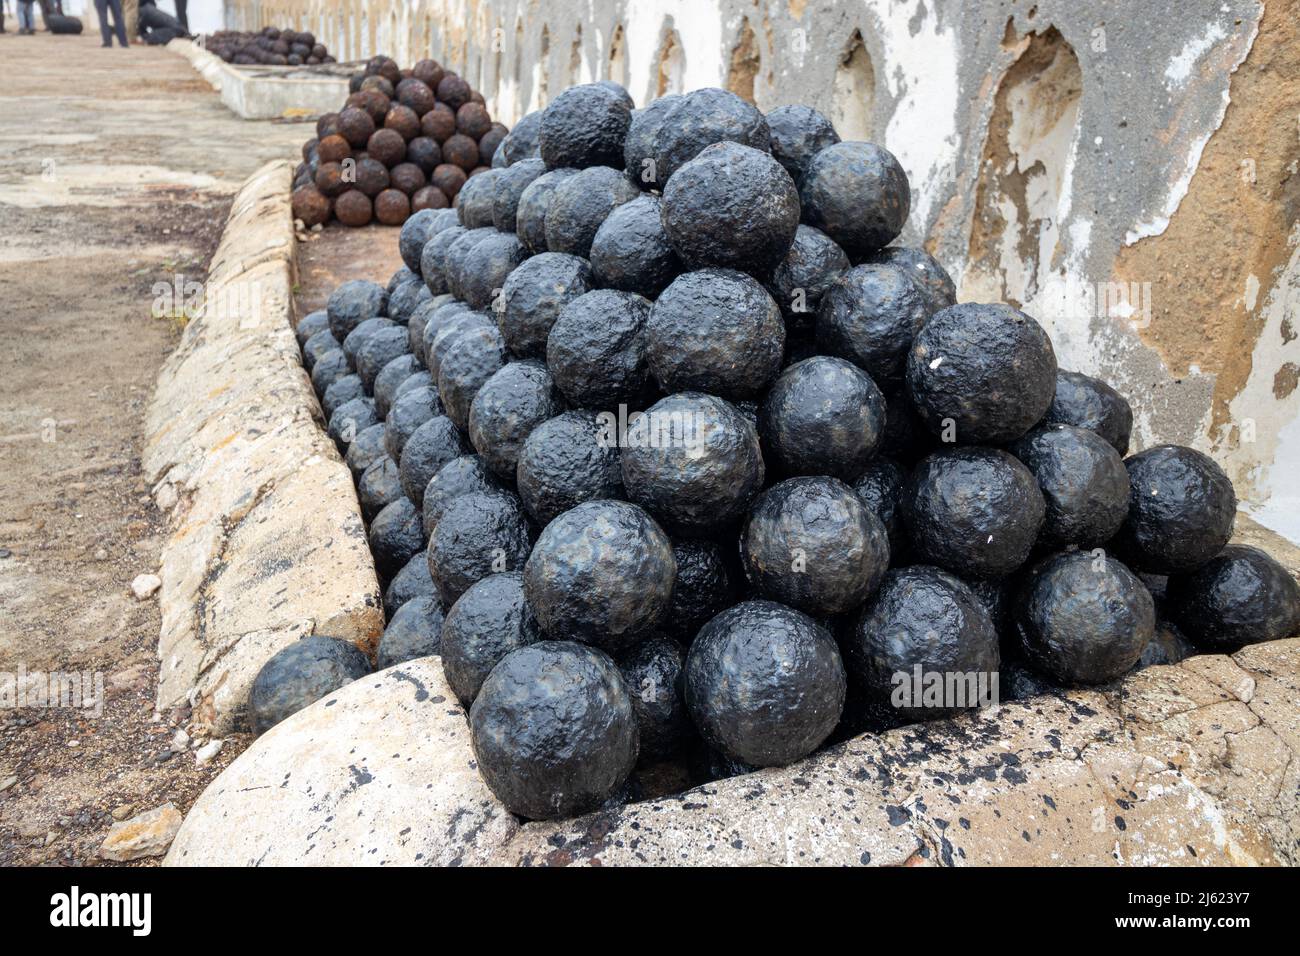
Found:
[155,482,178,512]
[171,729,190,751]
[194,739,224,768]
[131,573,162,599]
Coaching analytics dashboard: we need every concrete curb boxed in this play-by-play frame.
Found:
[168,39,350,120]
[143,160,383,734]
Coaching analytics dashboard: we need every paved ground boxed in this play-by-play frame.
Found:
[0,33,306,865]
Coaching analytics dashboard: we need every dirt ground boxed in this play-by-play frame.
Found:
[0,34,307,866]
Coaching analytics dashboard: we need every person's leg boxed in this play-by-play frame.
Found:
[93,0,111,44]
[173,0,186,32]
[18,1,33,32]
[107,0,127,45]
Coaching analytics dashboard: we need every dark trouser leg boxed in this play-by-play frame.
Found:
[174,0,186,31]
[94,0,113,43]
[107,0,127,45]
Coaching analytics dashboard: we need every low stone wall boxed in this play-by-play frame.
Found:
[143,160,383,733]
[169,38,351,119]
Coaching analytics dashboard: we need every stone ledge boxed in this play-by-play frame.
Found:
[144,160,382,734]
[169,39,351,121]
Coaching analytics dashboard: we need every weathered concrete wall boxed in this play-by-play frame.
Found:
[143,160,384,733]
[222,0,1298,544]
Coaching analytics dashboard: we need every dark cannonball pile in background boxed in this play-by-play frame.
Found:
[204,27,336,66]
[271,79,1300,823]
[291,54,508,230]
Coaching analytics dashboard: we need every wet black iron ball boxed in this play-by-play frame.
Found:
[468,360,564,479]
[1011,424,1130,549]
[343,316,395,367]
[516,410,625,527]
[322,374,366,420]
[421,454,505,537]
[376,595,445,670]
[439,571,542,706]
[544,165,641,257]
[651,87,770,184]
[498,251,593,358]
[459,231,527,312]
[491,157,547,233]
[766,225,850,337]
[327,397,378,452]
[249,636,371,735]
[765,104,840,184]
[759,356,887,480]
[436,321,509,430]
[514,168,578,254]
[617,634,692,761]
[1043,369,1134,456]
[1114,444,1237,574]
[646,269,785,401]
[426,310,492,380]
[455,169,499,229]
[384,384,443,460]
[302,328,340,372]
[660,141,800,274]
[427,490,533,605]
[589,194,681,297]
[844,565,1000,722]
[399,414,471,506]
[620,392,765,536]
[906,302,1058,445]
[1014,550,1155,685]
[310,349,350,396]
[862,245,957,315]
[539,83,633,169]
[383,549,436,616]
[904,447,1046,579]
[368,497,425,581]
[817,262,929,386]
[470,641,638,820]
[623,93,682,190]
[547,289,654,408]
[851,457,909,552]
[373,354,421,418]
[357,455,402,522]
[799,142,910,258]
[664,538,737,644]
[398,208,440,272]
[685,600,845,768]
[356,325,412,391]
[524,499,675,653]
[741,476,890,616]
[1166,545,1300,651]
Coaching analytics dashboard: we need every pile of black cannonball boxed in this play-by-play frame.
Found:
[205,27,335,66]
[292,55,508,230]
[276,81,1300,821]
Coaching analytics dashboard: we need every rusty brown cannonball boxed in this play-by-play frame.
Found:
[384,104,421,142]
[301,136,319,162]
[412,185,450,212]
[406,136,442,174]
[366,55,401,86]
[431,163,468,200]
[442,133,480,172]
[354,157,390,197]
[436,73,472,110]
[469,90,485,106]
[477,123,508,165]
[291,184,332,227]
[375,188,411,225]
[360,74,395,99]
[456,102,492,140]
[389,162,427,196]
[335,189,374,227]
[314,161,349,198]
[317,133,352,164]
[337,107,376,149]
[412,59,445,90]
[421,102,457,143]
[315,112,341,139]
[358,90,392,125]
[397,78,437,117]
[367,128,407,168]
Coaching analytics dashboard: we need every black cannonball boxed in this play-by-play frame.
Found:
[589,194,681,297]
[498,251,593,358]
[470,641,638,820]
[443,227,499,302]
[322,373,366,419]
[310,348,351,395]
[421,454,505,537]
[419,224,467,291]
[376,595,445,670]
[383,548,437,616]
[620,392,765,536]
[399,414,471,505]
[342,316,396,367]
[663,538,736,643]
[845,565,1000,722]
[455,167,500,228]
[1138,619,1195,668]
[414,299,468,363]
[345,423,388,479]
[514,168,578,254]
[458,231,527,311]
[303,328,341,371]
[544,165,640,257]
[356,325,412,391]
[685,600,844,767]
[398,208,440,272]
[652,87,770,183]
[425,309,488,379]
[623,93,682,190]
[369,497,425,581]
[759,356,886,480]
[547,289,653,408]
[1114,445,1237,574]
[741,476,889,616]
[468,361,564,478]
[496,110,543,166]
[439,571,542,705]
[1043,369,1134,455]
[516,411,624,527]
[524,499,675,652]
[617,634,691,761]
[817,263,929,386]
[765,104,840,183]
[862,245,957,315]
[436,321,509,429]
[1011,424,1130,549]
[906,303,1058,444]
[249,636,371,735]
[358,456,402,522]
[386,278,432,325]
[491,157,546,232]
[327,396,378,451]
[427,490,533,604]
[1166,545,1300,651]
[904,447,1045,579]
[373,354,422,418]
[1014,550,1155,685]
[799,141,910,258]
[851,457,908,552]
[766,225,849,336]
[326,279,388,341]
[384,384,443,460]
[295,309,330,346]
[660,141,800,274]
[539,83,633,169]
[646,269,784,401]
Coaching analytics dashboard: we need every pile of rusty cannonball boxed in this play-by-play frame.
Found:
[273,81,1300,822]
[205,27,335,66]
[291,55,508,230]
